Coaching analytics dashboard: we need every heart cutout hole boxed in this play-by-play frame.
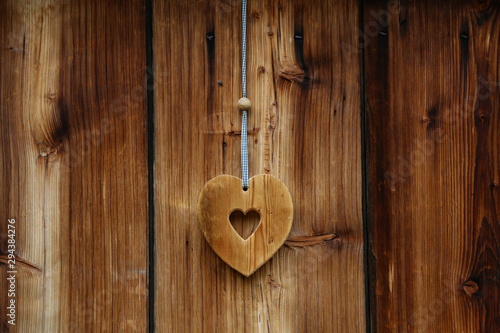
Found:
[229,209,261,240]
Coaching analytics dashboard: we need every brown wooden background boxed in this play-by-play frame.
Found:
[1,0,499,332]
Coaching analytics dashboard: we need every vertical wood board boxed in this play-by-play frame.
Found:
[364,0,500,331]
[0,0,148,331]
[153,0,365,331]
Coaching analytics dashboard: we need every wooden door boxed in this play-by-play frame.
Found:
[0,0,498,332]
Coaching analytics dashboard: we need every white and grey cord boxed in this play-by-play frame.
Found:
[240,0,249,190]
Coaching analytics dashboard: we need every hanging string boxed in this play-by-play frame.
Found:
[240,0,249,190]
[242,0,247,99]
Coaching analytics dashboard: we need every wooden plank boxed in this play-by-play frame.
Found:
[0,0,148,331]
[364,0,500,331]
[154,0,365,331]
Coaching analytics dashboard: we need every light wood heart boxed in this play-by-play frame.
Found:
[197,174,293,276]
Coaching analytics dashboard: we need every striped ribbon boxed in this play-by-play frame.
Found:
[241,0,249,190]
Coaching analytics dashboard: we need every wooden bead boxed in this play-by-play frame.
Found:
[238,97,251,111]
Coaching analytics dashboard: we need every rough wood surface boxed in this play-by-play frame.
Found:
[198,175,293,277]
[154,0,365,331]
[5,0,497,331]
[0,1,148,331]
[364,0,500,331]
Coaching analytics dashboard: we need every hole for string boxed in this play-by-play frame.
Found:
[229,209,261,240]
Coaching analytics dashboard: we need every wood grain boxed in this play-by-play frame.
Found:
[198,175,293,277]
[0,0,148,331]
[364,0,500,331]
[5,0,496,331]
[154,0,365,331]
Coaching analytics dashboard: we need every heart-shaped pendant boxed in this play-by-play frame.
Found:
[197,174,293,276]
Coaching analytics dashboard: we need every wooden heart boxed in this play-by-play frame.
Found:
[197,174,293,276]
